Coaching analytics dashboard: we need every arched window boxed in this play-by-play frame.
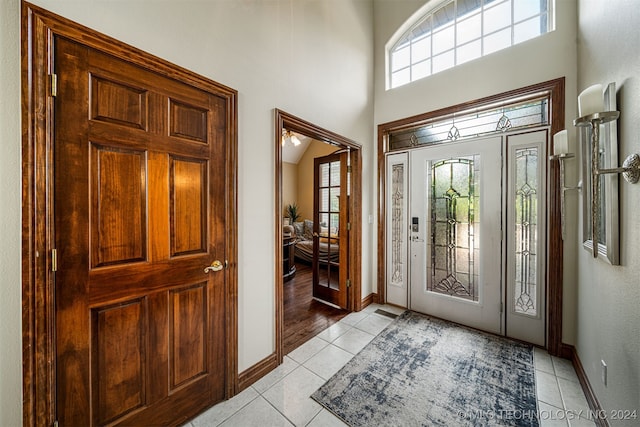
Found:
[388,0,553,89]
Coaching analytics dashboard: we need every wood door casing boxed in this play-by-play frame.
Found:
[273,109,362,369]
[54,36,226,426]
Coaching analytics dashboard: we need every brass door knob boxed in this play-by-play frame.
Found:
[204,260,224,273]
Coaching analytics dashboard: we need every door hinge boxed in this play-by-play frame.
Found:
[50,74,58,97]
[347,222,351,231]
[347,165,352,173]
[51,249,58,272]
[500,302,504,313]
[53,421,59,427]
[346,279,351,288]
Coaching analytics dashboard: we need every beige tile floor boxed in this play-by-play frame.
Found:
[185,304,596,427]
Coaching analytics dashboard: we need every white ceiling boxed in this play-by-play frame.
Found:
[282,131,312,164]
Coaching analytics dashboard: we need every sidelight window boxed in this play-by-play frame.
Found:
[513,147,540,316]
[390,164,405,286]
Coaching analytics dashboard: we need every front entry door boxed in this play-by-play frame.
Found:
[54,37,227,426]
[313,152,349,308]
[409,137,503,334]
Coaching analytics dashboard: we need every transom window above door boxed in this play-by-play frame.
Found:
[387,95,549,151]
[387,0,553,89]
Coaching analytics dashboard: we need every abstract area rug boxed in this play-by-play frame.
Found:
[311,311,538,426]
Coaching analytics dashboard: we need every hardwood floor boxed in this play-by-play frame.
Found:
[284,262,349,355]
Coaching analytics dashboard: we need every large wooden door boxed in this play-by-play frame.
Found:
[312,152,349,308]
[54,37,227,426]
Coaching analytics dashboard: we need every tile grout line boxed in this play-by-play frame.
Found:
[201,306,594,427]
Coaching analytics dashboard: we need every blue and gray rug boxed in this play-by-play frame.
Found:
[311,310,539,426]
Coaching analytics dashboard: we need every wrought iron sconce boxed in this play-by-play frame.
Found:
[572,84,640,258]
[549,130,581,240]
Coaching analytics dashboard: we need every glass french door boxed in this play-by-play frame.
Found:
[313,152,349,308]
[409,137,503,334]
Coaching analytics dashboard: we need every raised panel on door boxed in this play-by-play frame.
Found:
[170,157,208,257]
[169,99,209,143]
[170,283,208,389]
[92,299,147,425]
[90,144,147,268]
[90,75,148,130]
[54,35,227,426]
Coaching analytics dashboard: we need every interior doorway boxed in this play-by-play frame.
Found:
[274,110,362,363]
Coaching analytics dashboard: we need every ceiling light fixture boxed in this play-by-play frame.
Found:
[282,129,301,147]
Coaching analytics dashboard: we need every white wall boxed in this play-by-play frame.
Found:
[372,0,580,344]
[0,0,23,424]
[0,2,374,424]
[576,0,640,423]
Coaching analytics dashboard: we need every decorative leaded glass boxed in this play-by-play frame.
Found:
[496,114,513,131]
[389,97,548,150]
[447,124,460,141]
[428,156,480,301]
[514,147,538,315]
[390,164,404,286]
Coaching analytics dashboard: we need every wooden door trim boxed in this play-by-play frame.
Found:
[21,3,238,425]
[274,109,362,364]
[377,77,565,356]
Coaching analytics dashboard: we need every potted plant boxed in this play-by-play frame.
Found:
[285,203,300,223]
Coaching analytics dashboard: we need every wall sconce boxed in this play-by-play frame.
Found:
[572,84,640,258]
[549,130,581,241]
